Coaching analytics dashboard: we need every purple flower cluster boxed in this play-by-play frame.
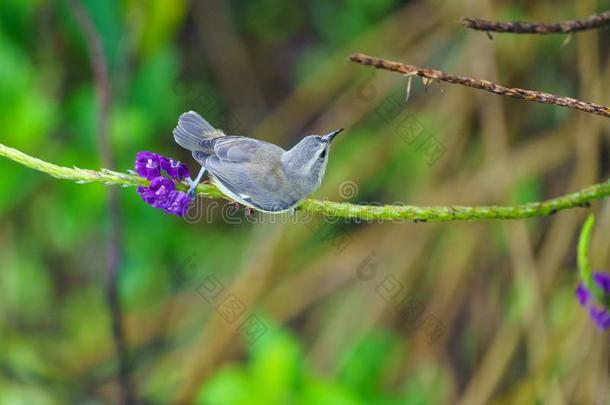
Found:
[135,151,192,216]
[135,151,189,181]
[575,272,610,330]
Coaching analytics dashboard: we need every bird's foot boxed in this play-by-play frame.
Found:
[186,184,197,199]
[185,176,198,199]
[186,166,207,199]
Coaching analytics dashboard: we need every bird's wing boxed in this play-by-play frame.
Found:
[208,136,284,163]
[193,151,297,212]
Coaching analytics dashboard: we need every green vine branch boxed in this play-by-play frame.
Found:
[2,142,608,222]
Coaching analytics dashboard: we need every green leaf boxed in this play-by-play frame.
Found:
[196,366,252,405]
[337,331,401,397]
[248,325,302,402]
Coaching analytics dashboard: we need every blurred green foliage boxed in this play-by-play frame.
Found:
[1,0,609,403]
[198,324,447,404]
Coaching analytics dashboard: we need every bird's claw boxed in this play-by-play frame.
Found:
[185,177,197,199]
[187,186,196,199]
[186,167,206,200]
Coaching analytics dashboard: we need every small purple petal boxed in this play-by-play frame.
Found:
[592,272,610,294]
[575,283,590,306]
[160,157,190,181]
[137,176,192,217]
[135,151,162,180]
[588,306,610,330]
[149,176,175,193]
[137,185,155,204]
[575,273,610,331]
[164,190,193,216]
[139,176,171,206]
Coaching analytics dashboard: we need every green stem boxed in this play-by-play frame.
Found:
[2,142,609,222]
[577,214,608,305]
[0,142,224,198]
[577,214,595,288]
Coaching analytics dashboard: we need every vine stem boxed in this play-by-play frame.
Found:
[2,142,608,222]
[348,53,610,119]
[461,11,610,34]
[577,214,608,304]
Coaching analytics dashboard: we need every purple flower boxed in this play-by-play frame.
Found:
[135,151,190,181]
[575,271,610,330]
[165,190,193,216]
[137,176,192,217]
[137,177,175,205]
[575,284,589,306]
[135,152,193,217]
[589,307,610,330]
[593,272,610,293]
[160,157,189,181]
[135,151,162,180]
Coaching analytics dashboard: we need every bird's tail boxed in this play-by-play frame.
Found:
[173,111,224,151]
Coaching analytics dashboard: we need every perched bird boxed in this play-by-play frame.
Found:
[173,111,342,213]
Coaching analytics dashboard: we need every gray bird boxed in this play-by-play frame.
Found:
[173,111,342,213]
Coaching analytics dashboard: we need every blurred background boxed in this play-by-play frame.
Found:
[0,0,609,403]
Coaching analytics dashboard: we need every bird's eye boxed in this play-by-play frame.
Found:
[320,149,327,158]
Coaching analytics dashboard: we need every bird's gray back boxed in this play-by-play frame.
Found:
[193,136,302,211]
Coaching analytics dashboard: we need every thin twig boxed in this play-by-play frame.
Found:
[461,11,610,34]
[348,53,610,119]
[69,1,135,403]
[2,142,607,223]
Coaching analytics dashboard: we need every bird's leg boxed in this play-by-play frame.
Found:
[186,166,206,199]
[246,207,253,217]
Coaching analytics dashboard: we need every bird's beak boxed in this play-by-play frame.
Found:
[322,128,343,143]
